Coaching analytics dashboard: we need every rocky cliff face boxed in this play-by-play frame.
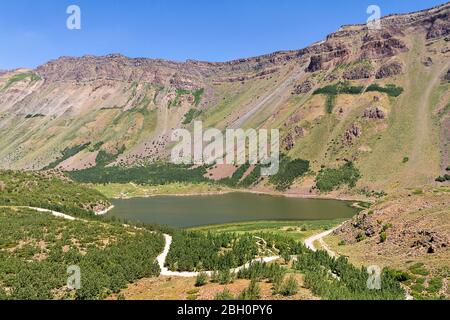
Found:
[0,2,449,191]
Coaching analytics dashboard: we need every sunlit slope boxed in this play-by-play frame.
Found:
[0,3,448,194]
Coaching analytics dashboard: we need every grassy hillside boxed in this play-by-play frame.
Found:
[0,170,110,217]
[0,207,164,300]
[325,188,450,299]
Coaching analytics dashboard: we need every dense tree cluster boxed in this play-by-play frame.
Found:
[69,163,210,185]
[313,82,403,113]
[0,208,164,300]
[165,231,258,272]
[0,170,109,217]
[315,162,361,192]
[269,156,310,191]
[165,231,303,272]
[294,250,405,300]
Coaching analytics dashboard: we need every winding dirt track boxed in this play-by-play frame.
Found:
[303,223,345,257]
[20,207,412,299]
[156,233,280,277]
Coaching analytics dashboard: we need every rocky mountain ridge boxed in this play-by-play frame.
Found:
[0,2,448,195]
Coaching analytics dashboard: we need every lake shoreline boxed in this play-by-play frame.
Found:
[106,192,362,229]
[98,184,371,205]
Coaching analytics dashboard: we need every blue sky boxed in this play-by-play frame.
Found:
[0,0,447,69]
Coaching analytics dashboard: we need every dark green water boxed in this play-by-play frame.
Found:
[107,193,359,228]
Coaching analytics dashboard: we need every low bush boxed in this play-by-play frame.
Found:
[279,275,299,296]
[316,162,361,192]
[195,272,208,287]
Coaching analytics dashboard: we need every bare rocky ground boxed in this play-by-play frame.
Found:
[109,273,318,301]
[327,188,450,298]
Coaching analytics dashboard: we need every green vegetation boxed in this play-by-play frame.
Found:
[313,82,364,114]
[379,231,387,243]
[182,109,202,125]
[427,277,443,294]
[316,162,361,192]
[0,207,163,300]
[72,162,262,191]
[43,143,91,170]
[313,82,364,96]
[408,263,430,276]
[169,88,204,108]
[193,88,205,106]
[269,157,310,191]
[0,170,109,217]
[313,82,403,113]
[68,163,210,186]
[435,175,450,183]
[279,275,299,296]
[383,268,411,282]
[195,272,208,287]
[407,272,445,300]
[215,288,234,300]
[191,219,345,243]
[219,163,251,187]
[239,164,263,188]
[165,231,303,272]
[366,84,404,97]
[295,250,405,300]
[238,280,261,300]
[2,72,41,91]
[237,261,286,282]
[95,145,126,167]
[94,182,231,199]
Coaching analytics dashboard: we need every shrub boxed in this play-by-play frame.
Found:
[195,272,208,287]
[356,232,366,242]
[379,231,387,243]
[427,277,443,294]
[366,84,404,97]
[409,263,429,276]
[211,270,220,283]
[238,280,261,300]
[279,275,299,296]
[383,268,411,282]
[215,288,234,300]
[219,269,234,285]
[269,157,310,191]
[316,162,361,192]
[182,109,202,125]
[271,272,284,294]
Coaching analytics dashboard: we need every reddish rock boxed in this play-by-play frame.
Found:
[375,61,403,79]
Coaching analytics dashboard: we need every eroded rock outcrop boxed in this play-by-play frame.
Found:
[343,64,373,80]
[283,126,305,151]
[344,123,362,145]
[375,61,403,79]
[444,69,450,82]
[292,80,313,94]
[361,36,408,60]
[363,107,386,120]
